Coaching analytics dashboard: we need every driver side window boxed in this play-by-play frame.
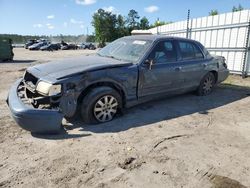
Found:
[148,40,177,64]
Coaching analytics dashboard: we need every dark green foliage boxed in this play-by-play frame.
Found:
[232,4,244,12]
[140,17,150,30]
[2,9,174,46]
[209,10,219,16]
[92,9,118,46]
[116,14,129,38]
[127,9,140,32]
[91,9,172,45]
[86,35,95,42]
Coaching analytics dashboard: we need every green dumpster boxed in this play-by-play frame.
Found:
[0,38,14,61]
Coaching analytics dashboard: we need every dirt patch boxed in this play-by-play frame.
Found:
[118,157,145,170]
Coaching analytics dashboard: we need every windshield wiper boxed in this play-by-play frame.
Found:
[100,54,128,62]
[97,54,116,59]
[105,55,116,59]
[105,55,123,61]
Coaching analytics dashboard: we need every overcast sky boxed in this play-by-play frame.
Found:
[0,0,249,35]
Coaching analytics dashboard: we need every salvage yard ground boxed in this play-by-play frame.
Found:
[1,48,250,188]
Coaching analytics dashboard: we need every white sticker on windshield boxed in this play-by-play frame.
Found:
[133,40,146,45]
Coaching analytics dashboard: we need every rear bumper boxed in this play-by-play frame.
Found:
[217,69,229,83]
[7,79,64,133]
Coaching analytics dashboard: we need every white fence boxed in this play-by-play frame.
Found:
[149,10,250,76]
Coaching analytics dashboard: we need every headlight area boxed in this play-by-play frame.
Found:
[35,81,78,117]
[24,81,63,109]
[19,78,79,118]
[22,79,78,117]
[36,81,62,96]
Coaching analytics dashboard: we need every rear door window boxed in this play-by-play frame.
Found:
[178,41,204,60]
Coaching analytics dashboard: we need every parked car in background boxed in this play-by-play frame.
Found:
[29,41,48,50]
[61,43,78,50]
[40,43,61,51]
[77,43,96,50]
[7,35,229,133]
[77,43,87,49]
[86,43,96,50]
[25,39,37,49]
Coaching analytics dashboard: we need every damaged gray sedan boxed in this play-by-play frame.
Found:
[7,35,229,133]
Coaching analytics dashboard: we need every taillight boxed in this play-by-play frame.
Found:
[222,57,227,69]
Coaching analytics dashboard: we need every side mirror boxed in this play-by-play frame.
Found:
[144,59,155,70]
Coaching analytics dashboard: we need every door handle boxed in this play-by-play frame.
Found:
[175,67,182,71]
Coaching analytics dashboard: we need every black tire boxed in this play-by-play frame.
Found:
[64,104,81,122]
[81,86,122,124]
[197,72,216,96]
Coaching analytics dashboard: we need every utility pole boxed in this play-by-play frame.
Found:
[186,9,190,39]
[242,19,250,78]
[157,18,160,35]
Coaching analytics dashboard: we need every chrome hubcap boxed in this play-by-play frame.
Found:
[203,76,213,94]
[94,95,118,122]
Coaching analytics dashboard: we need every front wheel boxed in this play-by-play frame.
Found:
[197,72,216,96]
[81,87,122,124]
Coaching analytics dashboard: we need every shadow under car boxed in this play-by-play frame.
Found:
[62,83,250,134]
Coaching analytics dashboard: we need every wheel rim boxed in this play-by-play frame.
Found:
[203,75,214,94]
[93,95,118,122]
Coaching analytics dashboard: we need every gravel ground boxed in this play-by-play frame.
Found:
[1,48,250,188]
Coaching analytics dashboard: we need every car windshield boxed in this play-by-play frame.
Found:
[97,38,152,63]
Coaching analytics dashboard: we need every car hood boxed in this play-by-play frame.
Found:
[27,55,133,80]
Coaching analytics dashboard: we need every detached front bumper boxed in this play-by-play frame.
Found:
[7,79,64,133]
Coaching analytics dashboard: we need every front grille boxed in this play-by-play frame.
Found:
[17,81,33,107]
[24,71,38,85]
[23,71,38,91]
[20,71,55,109]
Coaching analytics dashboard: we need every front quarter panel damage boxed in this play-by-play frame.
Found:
[82,64,139,104]
[56,63,138,118]
[59,89,78,117]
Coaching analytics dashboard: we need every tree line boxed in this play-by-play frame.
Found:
[0,34,94,44]
[209,4,244,16]
[92,9,171,46]
[92,4,245,46]
[0,4,245,44]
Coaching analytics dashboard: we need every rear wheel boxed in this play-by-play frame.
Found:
[81,86,122,124]
[197,72,216,96]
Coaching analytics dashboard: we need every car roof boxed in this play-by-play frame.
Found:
[122,35,197,43]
